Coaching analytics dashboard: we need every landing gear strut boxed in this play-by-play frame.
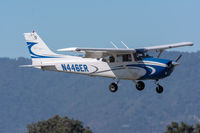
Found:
[136,81,145,91]
[155,80,164,94]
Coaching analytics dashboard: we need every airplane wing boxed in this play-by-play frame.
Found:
[57,47,137,58]
[57,42,193,58]
[142,42,193,51]
[57,47,136,53]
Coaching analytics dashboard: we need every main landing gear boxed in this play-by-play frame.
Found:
[136,81,145,91]
[109,79,119,92]
[109,82,118,92]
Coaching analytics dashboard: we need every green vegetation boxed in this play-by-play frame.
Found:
[27,115,92,133]
[165,122,200,133]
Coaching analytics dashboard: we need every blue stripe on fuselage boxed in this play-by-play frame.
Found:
[139,58,173,80]
[142,58,171,64]
[109,58,173,80]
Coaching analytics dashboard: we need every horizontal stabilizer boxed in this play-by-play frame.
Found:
[57,47,79,52]
[19,64,55,68]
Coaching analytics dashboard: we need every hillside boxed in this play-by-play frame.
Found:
[0,51,200,133]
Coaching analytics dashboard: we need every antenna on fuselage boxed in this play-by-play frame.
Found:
[110,41,118,49]
[120,40,129,49]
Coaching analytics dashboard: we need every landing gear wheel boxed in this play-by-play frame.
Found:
[136,81,145,91]
[156,85,163,94]
[109,82,118,92]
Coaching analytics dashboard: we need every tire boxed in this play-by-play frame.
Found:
[156,85,163,94]
[136,81,145,91]
[109,83,118,92]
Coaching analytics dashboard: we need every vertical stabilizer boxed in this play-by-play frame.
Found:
[24,31,57,65]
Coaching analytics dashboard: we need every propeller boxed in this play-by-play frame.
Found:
[171,54,182,67]
[175,54,182,62]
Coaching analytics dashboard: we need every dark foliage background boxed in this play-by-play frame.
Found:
[27,115,92,133]
[0,51,200,133]
[165,121,200,133]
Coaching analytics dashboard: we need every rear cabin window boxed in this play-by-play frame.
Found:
[117,54,132,62]
[102,55,115,63]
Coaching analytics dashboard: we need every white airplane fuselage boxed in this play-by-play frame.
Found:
[40,55,174,81]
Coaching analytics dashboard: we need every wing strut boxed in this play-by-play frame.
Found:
[157,50,164,58]
[110,41,118,49]
[121,41,129,49]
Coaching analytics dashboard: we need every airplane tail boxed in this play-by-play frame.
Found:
[24,31,58,65]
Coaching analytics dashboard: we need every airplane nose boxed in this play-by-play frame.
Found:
[166,61,173,68]
[163,61,176,77]
[167,61,179,68]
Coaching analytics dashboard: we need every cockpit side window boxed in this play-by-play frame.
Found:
[123,54,132,62]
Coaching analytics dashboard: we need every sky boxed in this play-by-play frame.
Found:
[1,0,200,58]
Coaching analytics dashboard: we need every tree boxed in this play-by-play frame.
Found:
[165,121,200,133]
[27,115,93,133]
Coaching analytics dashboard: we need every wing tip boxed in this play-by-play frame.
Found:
[181,42,194,45]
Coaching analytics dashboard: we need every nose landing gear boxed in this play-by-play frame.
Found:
[156,85,163,93]
[155,80,164,94]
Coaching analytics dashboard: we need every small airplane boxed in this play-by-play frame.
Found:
[22,31,193,94]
